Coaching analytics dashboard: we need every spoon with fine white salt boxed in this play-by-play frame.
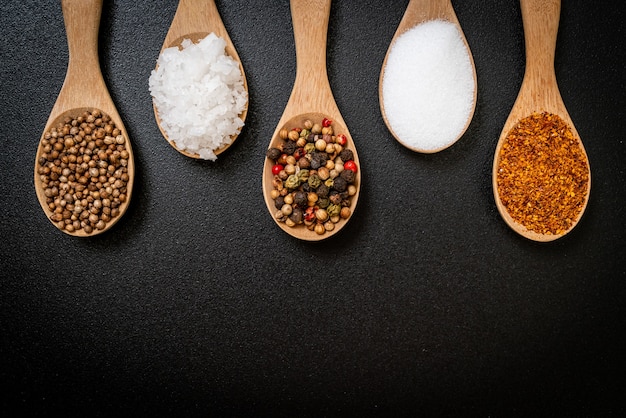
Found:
[152,0,248,160]
[379,0,477,153]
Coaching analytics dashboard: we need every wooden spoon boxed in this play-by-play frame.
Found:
[379,0,477,153]
[492,0,591,242]
[34,0,134,237]
[152,0,248,159]
[262,0,361,241]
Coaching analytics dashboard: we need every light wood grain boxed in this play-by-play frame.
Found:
[262,0,361,242]
[492,0,591,242]
[378,0,477,153]
[33,0,134,237]
[152,0,248,159]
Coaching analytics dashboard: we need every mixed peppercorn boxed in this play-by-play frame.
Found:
[36,109,131,234]
[266,118,358,236]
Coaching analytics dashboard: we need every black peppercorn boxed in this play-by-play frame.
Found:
[340,169,355,183]
[332,176,347,192]
[314,151,328,165]
[282,141,297,155]
[307,133,316,143]
[266,147,281,161]
[316,183,329,198]
[329,191,342,205]
[310,158,321,170]
[274,195,285,210]
[339,149,353,162]
[290,207,304,224]
[294,191,307,207]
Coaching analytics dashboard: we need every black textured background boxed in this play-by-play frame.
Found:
[1,0,625,416]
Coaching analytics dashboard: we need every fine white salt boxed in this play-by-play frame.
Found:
[381,20,475,152]
[149,33,247,160]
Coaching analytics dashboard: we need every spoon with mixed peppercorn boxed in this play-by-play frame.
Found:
[151,0,248,159]
[34,0,135,236]
[492,0,590,242]
[262,0,361,241]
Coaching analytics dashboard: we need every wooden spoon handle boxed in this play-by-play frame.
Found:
[521,0,560,77]
[62,0,103,85]
[401,0,456,25]
[290,0,332,97]
[164,0,228,47]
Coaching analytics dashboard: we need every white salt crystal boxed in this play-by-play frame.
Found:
[149,33,247,160]
[382,20,475,152]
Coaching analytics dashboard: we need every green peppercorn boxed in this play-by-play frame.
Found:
[327,204,341,217]
[318,197,329,209]
[304,143,316,154]
[285,174,300,189]
[308,174,322,189]
[297,169,310,182]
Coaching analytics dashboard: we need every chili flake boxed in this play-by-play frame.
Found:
[496,112,589,236]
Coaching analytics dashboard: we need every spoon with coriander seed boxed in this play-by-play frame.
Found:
[34,0,134,237]
[150,0,248,161]
[262,0,361,241]
[379,0,477,153]
[492,0,590,242]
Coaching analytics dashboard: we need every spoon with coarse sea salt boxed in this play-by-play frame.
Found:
[152,0,248,159]
[34,0,134,237]
[379,0,477,153]
[262,0,361,241]
[492,0,590,242]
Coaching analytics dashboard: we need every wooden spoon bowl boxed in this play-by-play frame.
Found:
[152,0,248,159]
[262,0,361,241]
[34,0,134,237]
[492,0,591,242]
[379,0,477,153]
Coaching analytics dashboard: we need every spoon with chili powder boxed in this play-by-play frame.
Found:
[492,0,591,242]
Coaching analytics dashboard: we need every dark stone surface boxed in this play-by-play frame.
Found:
[1,0,624,416]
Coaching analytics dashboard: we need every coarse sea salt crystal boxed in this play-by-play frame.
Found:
[382,20,475,152]
[149,33,247,160]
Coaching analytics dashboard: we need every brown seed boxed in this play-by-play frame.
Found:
[37,109,130,234]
